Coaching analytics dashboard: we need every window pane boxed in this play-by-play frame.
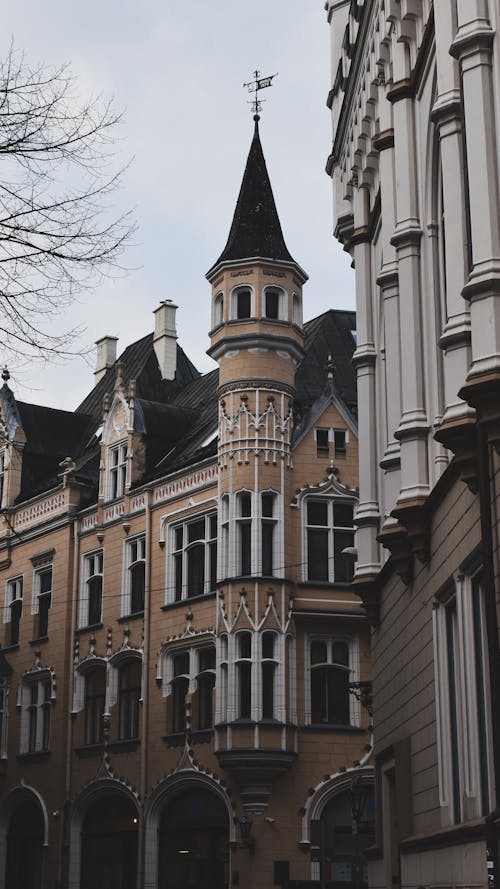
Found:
[334,503,354,528]
[307,502,328,526]
[237,289,251,319]
[130,562,145,613]
[262,632,275,659]
[240,522,252,575]
[327,668,350,724]
[238,662,252,718]
[311,667,328,723]
[39,570,52,594]
[262,662,275,718]
[239,633,252,659]
[88,576,102,625]
[188,520,205,544]
[265,289,279,319]
[310,641,327,665]
[316,429,329,454]
[38,592,51,637]
[334,430,346,453]
[199,648,216,671]
[307,530,329,581]
[209,541,217,591]
[240,493,252,517]
[173,652,190,676]
[334,531,355,582]
[187,543,205,597]
[174,553,183,601]
[262,523,274,576]
[261,493,274,517]
[172,677,189,733]
[198,673,215,729]
[332,641,349,666]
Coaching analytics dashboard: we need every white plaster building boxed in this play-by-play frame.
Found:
[326,1,500,887]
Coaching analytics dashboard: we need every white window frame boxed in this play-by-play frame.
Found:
[4,576,23,646]
[218,629,286,724]
[122,535,146,616]
[230,285,255,321]
[31,564,53,639]
[212,291,224,328]
[19,674,54,754]
[162,643,216,733]
[304,634,360,727]
[433,569,494,826]
[262,285,287,321]
[107,441,128,500]
[166,512,217,604]
[79,550,103,628]
[303,496,355,583]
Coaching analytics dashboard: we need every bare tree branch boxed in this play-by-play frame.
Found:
[0,42,135,364]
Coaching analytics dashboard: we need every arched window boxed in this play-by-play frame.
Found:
[84,667,106,746]
[213,292,224,327]
[309,638,350,726]
[231,286,253,320]
[20,674,53,753]
[80,794,138,889]
[171,513,217,602]
[118,660,141,740]
[170,651,190,734]
[261,492,277,576]
[81,550,103,627]
[263,286,285,320]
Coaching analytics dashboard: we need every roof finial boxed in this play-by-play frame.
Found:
[2,366,10,383]
[243,69,278,123]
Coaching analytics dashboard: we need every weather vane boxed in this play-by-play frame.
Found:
[243,69,278,117]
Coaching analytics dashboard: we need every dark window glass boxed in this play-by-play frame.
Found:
[197,672,215,729]
[188,520,205,543]
[173,652,190,676]
[38,592,51,638]
[239,632,252,659]
[174,553,183,601]
[307,529,329,581]
[334,503,354,527]
[307,502,328,526]
[240,522,252,575]
[85,670,106,745]
[238,662,252,719]
[265,289,280,319]
[88,576,102,626]
[130,562,145,614]
[261,493,274,517]
[172,677,189,733]
[311,666,349,725]
[446,602,461,823]
[187,544,205,597]
[237,289,251,319]
[262,523,274,575]
[10,598,22,646]
[240,493,252,517]
[262,662,275,718]
[199,648,216,672]
[118,661,141,740]
[334,430,346,454]
[334,531,355,582]
[310,641,327,665]
[316,429,329,454]
[332,641,349,666]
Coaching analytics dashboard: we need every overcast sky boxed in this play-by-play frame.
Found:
[5,1,355,410]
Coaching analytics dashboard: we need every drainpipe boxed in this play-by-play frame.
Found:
[477,424,500,879]
[61,516,80,888]
[138,490,152,888]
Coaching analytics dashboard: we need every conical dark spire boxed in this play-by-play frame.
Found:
[208,117,298,274]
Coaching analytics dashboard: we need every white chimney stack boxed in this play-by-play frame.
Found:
[153,300,178,380]
[95,336,118,384]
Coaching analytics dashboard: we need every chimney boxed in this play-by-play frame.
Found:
[153,301,178,380]
[95,336,118,384]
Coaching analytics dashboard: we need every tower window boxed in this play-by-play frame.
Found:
[265,288,280,319]
[213,292,224,327]
[237,493,253,576]
[236,288,251,319]
[293,293,302,326]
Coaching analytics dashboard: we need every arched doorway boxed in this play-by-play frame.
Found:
[80,793,138,889]
[158,787,229,889]
[5,799,45,889]
[312,781,375,889]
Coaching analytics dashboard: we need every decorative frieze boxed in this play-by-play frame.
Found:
[153,465,218,505]
[15,492,65,529]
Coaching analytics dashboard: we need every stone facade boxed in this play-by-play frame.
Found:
[326,1,500,887]
[0,120,371,889]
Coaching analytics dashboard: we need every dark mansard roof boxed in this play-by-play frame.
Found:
[0,308,356,503]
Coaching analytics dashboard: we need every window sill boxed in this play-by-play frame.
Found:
[190,729,213,744]
[162,591,216,611]
[29,635,48,646]
[117,612,144,623]
[302,723,366,733]
[163,732,187,747]
[17,750,51,763]
[74,623,103,635]
[75,743,105,757]
[2,643,19,653]
[107,738,140,753]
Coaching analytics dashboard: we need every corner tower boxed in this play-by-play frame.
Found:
[207,115,308,814]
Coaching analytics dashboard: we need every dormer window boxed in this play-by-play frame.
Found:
[231,286,253,320]
[108,442,127,500]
